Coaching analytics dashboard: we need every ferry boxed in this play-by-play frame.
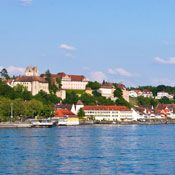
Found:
[30,119,56,128]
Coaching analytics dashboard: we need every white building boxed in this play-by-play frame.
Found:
[83,105,135,121]
[14,66,49,96]
[156,91,174,99]
[142,89,153,98]
[41,72,89,90]
[98,83,116,101]
[129,90,138,97]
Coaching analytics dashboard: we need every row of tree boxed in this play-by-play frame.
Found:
[137,96,174,107]
[0,98,53,122]
[0,78,62,121]
[62,88,131,108]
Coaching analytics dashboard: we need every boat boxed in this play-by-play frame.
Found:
[30,119,56,128]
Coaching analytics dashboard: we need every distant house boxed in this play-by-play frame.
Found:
[156,104,175,118]
[117,84,129,102]
[129,90,143,97]
[129,90,138,97]
[54,109,79,125]
[98,82,116,101]
[85,87,93,96]
[142,89,153,98]
[155,91,174,99]
[41,72,89,90]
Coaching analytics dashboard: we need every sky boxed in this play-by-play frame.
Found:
[1,0,175,87]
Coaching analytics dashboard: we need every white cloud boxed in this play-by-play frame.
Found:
[0,66,25,75]
[20,0,32,5]
[90,71,107,83]
[60,44,76,51]
[154,57,175,64]
[8,66,25,75]
[108,68,133,77]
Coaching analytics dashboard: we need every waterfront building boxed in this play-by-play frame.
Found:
[156,104,175,118]
[83,105,135,121]
[54,100,84,115]
[54,109,79,125]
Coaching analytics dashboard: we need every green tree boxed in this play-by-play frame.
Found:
[0,97,11,119]
[92,90,101,97]
[77,108,85,118]
[13,98,26,119]
[34,90,61,104]
[150,98,159,108]
[0,68,10,80]
[56,77,62,89]
[25,99,43,117]
[86,81,100,90]
[159,96,172,104]
[137,96,151,106]
[13,84,32,100]
[40,104,54,118]
[62,91,79,104]
[0,79,16,99]
[80,93,96,105]
[114,88,122,98]
[115,98,131,108]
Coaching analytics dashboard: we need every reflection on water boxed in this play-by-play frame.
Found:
[0,125,175,174]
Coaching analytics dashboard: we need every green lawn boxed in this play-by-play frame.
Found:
[129,97,138,107]
[66,89,85,95]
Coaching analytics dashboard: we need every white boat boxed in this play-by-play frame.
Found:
[30,119,56,127]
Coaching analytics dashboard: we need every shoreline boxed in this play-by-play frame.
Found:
[1,120,175,128]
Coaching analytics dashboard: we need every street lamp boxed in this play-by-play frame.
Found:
[11,103,13,119]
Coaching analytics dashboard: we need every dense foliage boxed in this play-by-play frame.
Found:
[62,88,131,108]
[0,79,61,121]
[77,108,85,118]
[86,81,100,90]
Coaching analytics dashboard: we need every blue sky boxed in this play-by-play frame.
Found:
[1,0,175,87]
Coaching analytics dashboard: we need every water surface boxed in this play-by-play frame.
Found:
[0,125,175,174]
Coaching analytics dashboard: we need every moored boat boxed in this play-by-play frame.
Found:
[30,119,56,128]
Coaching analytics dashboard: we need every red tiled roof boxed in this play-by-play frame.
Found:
[134,90,142,94]
[156,104,175,110]
[15,76,47,83]
[83,105,130,111]
[100,82,114,89]
[143,89,152,93]
[41,72,88,82]
[117,84,126,90]
[54,109,78,118]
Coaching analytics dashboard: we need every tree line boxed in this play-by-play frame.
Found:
[0,79,61,121]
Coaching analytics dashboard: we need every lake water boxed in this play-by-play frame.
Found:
[0,125,175,174]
